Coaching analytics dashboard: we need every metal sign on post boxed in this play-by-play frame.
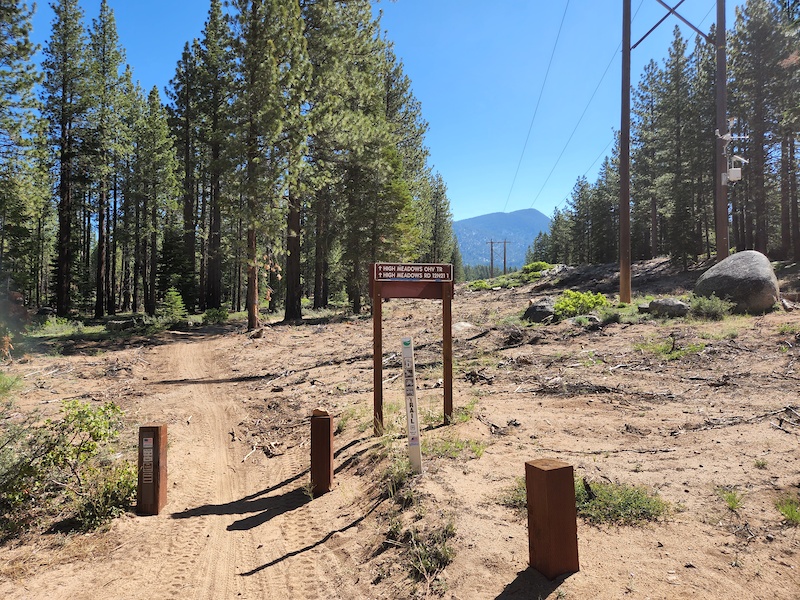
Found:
[371,263,454,436]
[137,424,167,515]
[401,337,423,474]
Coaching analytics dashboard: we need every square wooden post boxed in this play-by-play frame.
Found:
[525,458,579,579]
[311,410,334,496]
[137,424,167,515]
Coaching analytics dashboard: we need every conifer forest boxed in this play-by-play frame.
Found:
[1,0,799,328]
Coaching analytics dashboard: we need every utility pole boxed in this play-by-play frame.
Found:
[714,0,729,260]
[620,0,632,304]
[487,240,510,276]
[621,0,729,306]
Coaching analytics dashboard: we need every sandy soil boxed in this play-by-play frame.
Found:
[1,259,799,599]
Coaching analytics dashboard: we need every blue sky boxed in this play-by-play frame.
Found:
[30,0,745,222]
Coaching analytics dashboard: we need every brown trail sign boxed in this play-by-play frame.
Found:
[370,263,454,435]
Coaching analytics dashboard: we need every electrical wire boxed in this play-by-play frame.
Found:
[502,0,570,213]
[552,138,614,212]
[529,0,646,211]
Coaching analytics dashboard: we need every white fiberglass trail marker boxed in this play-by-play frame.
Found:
[401,337,423,474]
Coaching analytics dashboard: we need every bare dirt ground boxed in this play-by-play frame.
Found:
[1,258,799,599]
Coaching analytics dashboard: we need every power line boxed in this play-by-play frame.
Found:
[552,138,614,212]
[529,0,646,211]
[502,0,570,213]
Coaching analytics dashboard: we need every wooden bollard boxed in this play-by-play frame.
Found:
[525,458,579,579]
[310,409,333,497]
[137,424,167,515]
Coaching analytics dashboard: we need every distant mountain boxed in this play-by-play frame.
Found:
[453,208,550,268]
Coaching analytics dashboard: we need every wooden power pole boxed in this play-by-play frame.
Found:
[621,0,729,307]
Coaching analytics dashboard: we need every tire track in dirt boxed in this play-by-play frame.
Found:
[138,334,371,600]
[1,330,378,600]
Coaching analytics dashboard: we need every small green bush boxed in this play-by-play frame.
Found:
[690,294,734,320]
[717,486,743,511]
[73,461,137,531]
[0,399,135,536]
[575,478,668,525]
[553,290,610,321]
[522,261,552,274]
[202,307,229,325]
[468,279,491,291]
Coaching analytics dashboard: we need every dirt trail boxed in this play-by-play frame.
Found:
[2,332,372,600]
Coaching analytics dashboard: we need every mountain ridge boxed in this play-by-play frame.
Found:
[453,208,550,268]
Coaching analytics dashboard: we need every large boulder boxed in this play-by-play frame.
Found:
[522,297,556,323]
[694,251,779,314]
[649,298,690,318]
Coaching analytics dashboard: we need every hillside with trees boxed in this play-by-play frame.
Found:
[0,0,459,327]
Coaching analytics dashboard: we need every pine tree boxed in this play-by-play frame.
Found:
[87,0,125,317]
[631,60,663,259]
[730,0,784,253]
[656,27,694,268]
[420,172,455,263]
[131,87,178,316]
[0,0,44,299]
[166,41,201,310]
[198,0,234,311]
[229,0,308,329]
[42,0,89,316]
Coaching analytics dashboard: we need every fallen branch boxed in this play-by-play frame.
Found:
[243,445,258,462]
[770,421,797,435]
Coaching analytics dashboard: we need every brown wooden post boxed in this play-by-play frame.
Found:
[310,410,334,496]
[137,424,167,515]
[442,282,453,424]
[372,271,384,436]
[525,458,579,580]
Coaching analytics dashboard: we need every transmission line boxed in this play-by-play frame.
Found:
[529,0,646,211]
[502,0,570,213]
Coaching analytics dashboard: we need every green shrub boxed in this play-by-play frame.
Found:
[202,307,229,325]
[717,486,743,511]
[522,261,552,274]
[575,478,668,525]
[468,279,491,291]
[0,372,19,399]
[0,399,134,536]
[73,461,137,531]
[690,294,734,320]
[159,287,188,323]
[553,290,610,321]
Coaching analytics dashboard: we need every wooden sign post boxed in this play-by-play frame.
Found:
[137,424,167,515]
[371,263,454,436]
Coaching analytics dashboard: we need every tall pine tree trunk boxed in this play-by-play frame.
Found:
[246,227,258,330]
[147,188,157,316]
[781,134,791,260]
[207,150,222,309]
[284,183,302,320]
[792,135,800,261]
[107,187,116,314]
[56,145,72,317]
[95,186,106,317]
[313,196,326,309]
